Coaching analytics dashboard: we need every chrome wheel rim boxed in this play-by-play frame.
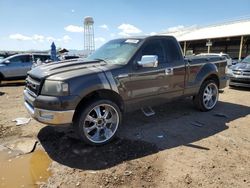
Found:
[83,104,119,144]
[203,83,218,110]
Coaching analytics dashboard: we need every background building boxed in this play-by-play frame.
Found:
[164,19,250,59]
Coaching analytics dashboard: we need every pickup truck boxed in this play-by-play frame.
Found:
[24,35,228,145]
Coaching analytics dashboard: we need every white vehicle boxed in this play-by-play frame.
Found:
[196,53,232,66]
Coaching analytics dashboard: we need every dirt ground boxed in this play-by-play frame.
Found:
[0,83,249,188]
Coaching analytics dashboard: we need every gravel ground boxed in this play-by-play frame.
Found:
[0,83,249,188]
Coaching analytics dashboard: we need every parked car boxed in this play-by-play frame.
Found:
[228,55,250,88]
[196,53,233,66]
[24,35,228,145]
[0,53,50,84]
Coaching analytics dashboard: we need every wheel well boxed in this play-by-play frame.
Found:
[73,89,124,121]
[0,73,4,80]
[204,74,219,87]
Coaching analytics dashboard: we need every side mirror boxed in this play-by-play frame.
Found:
[3,60,10,64]
[137,55,158,68]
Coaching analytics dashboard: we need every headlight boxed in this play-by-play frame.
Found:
[226,67,233,76]
[41,80,69,96]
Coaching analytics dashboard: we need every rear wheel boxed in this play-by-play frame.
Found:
[73,99,122,145]
[194,79,219,111]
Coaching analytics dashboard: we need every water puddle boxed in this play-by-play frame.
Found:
[0,149,51,187]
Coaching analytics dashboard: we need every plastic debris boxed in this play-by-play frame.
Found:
[76,182,81,186]
[12,118,31,126]
[124,171,132,176]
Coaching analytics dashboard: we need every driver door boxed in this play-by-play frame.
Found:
[128,39,170,99]
[3,56,23,78]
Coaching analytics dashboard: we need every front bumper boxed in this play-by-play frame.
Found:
[24,101,75,125]
[229,76,250,88]
[23,89,78,125]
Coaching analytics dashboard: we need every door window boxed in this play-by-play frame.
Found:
[8,56,21,63]
[140,40,166,64]
[19,55,31,63]
[162,39,182,63]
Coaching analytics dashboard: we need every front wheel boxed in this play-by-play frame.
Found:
[194,79,219,111]
[73,99,122,145]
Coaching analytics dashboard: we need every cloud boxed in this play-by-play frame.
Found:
[48,35,71,43]
[149,32,157,36]
[95,37,106,43]
[110,33,116,38]
[9,33,32,41]
[99,24,109,30]
[167,25,185,33]
[33,34,45,42]
[64,25,84,33]
[9,33,71,43]
[62,35,71,43]
[46,36,56,42]
[118,24,142,36]
[9,33,45,42]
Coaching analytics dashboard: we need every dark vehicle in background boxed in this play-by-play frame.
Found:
[60,55,80,60]
[228,55,250,88]
[0,53,50,83]
[24,35,228,145]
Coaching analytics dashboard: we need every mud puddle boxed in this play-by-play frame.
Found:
[0,149,51,188]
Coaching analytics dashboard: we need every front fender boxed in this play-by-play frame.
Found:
[68,72,118,99]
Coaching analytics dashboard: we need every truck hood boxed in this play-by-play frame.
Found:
[0,63,6,67]
[231,62,250,70]
[28,60,119,81]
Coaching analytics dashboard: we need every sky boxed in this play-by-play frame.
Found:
[0,0,250,51]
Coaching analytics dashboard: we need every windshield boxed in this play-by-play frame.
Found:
[87,38,142,64]
[242,55,250,64]
[0,57,7,63]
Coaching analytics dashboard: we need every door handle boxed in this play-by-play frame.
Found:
[165,68,173,75]
[117,73,129,78]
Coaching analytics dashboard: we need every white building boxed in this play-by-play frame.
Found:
[163,19,250,59]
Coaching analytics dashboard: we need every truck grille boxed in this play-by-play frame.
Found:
[233,70,250,76]
[242,70,250,76]
[25,76,41,97]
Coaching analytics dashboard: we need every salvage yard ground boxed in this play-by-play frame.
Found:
[0,83,249,188]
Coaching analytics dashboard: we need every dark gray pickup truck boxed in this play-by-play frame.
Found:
[24,35,228,145]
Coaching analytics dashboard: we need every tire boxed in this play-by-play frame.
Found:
[73,99,122,145]
[0,74,2,85]
[194,79,219,111]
